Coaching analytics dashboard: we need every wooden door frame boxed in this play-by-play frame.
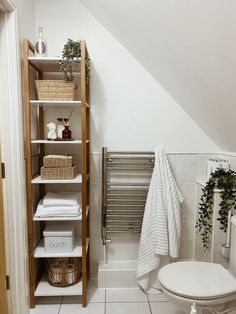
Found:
[0,149,8,314]
[0,1,29,314]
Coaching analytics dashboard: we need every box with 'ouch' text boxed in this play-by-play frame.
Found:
[43,224,75,254]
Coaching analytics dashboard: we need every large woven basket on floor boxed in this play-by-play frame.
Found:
[35,80,78,101]
[41,165,76,180]
[46,257,82,287]
[43,155,73,168]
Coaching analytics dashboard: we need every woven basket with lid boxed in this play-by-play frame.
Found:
[35,80,78,101]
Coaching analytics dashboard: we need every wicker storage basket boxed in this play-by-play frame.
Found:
[41,165,76,180]
[35,80,78,101]
[46,257,82,287]
[43,155,73,168]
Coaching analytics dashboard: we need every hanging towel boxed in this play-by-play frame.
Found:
[35,200,82,217]
[136,147,184,292]
[43,192,81,207]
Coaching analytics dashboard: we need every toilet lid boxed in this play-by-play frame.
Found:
[158,261,236,300]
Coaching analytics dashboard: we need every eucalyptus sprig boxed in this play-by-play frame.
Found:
[196,168,236,251]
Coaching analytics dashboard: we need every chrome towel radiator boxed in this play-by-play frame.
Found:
[101,147,155,245]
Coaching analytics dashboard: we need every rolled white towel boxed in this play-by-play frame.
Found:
[43,192,81,207]
[35,200,81,217]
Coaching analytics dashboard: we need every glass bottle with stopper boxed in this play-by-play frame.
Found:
[35,26,47,57]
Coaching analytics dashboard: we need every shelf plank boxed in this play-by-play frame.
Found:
[31,174,82,184]
[31,139,89,144]
[28,56,81,73]
[30,100,89,108]
[34,238,89,258]
[35,276,82,296]
[30,100,84,108]
[31,139,87,144]
[195,179,231,192]
[33,206,89,221]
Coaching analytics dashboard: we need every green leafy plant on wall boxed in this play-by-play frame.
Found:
[196,168,236,251]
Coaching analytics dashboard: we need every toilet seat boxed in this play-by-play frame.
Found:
[158,261,236,300]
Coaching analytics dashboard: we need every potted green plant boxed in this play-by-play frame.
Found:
[35,39,81,101]
[59,39,81,81]
[196,168,236,251]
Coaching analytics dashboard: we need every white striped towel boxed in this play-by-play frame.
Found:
[136,147,184,292]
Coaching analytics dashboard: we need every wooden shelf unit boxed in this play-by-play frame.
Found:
[23,39,90,308]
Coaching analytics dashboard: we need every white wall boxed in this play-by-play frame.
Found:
[91,152,216,276]
[35,0,219,153]
[35,0,221,278]
[78,0,236,152]
[14,0,35,41]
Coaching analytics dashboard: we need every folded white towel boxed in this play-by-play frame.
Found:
[35,200,81,218]
[43,192,81,207]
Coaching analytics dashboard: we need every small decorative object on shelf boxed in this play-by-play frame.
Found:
[47,122,57,140]
[60,39,81,82]
[57,118,68,139]
[62,125,72,140]
[35,26,47,57]
[57,109,73,140]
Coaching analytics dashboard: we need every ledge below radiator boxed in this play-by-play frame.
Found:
[98,260,138,288]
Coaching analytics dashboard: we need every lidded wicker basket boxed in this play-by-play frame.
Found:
[43,155,73,168]
[41,165,76,180]
[35,80,78,101]
[41,155,75,180]
[46,257,82,287]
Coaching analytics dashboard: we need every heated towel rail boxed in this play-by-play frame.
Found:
[101,147,155,244]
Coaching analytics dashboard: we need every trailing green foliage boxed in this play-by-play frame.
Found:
[59,39,81,81]
[196,168,236,251]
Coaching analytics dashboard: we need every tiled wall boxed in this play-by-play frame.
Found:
[89,152,216,278]
[193,153,236,269]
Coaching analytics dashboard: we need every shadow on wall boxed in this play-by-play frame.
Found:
[90,62,106,153]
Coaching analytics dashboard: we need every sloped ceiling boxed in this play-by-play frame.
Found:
[78,0,236,151]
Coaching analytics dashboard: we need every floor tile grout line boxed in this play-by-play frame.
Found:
[58,296,64,314]
[104,301,149,303]
[105,289,107,314]
[147,296,153,314]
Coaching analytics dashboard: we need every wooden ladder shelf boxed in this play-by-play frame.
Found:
[23,39,90,308]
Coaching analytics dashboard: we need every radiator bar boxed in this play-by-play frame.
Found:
[102,147,153,240]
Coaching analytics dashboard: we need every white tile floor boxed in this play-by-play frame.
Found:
[30,280,184,314]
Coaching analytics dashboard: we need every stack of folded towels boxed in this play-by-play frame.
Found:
[35,192,82,218]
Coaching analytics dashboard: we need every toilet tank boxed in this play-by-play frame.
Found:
[230,215,236,277]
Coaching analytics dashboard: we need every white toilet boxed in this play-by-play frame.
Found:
[158,216,236,312]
